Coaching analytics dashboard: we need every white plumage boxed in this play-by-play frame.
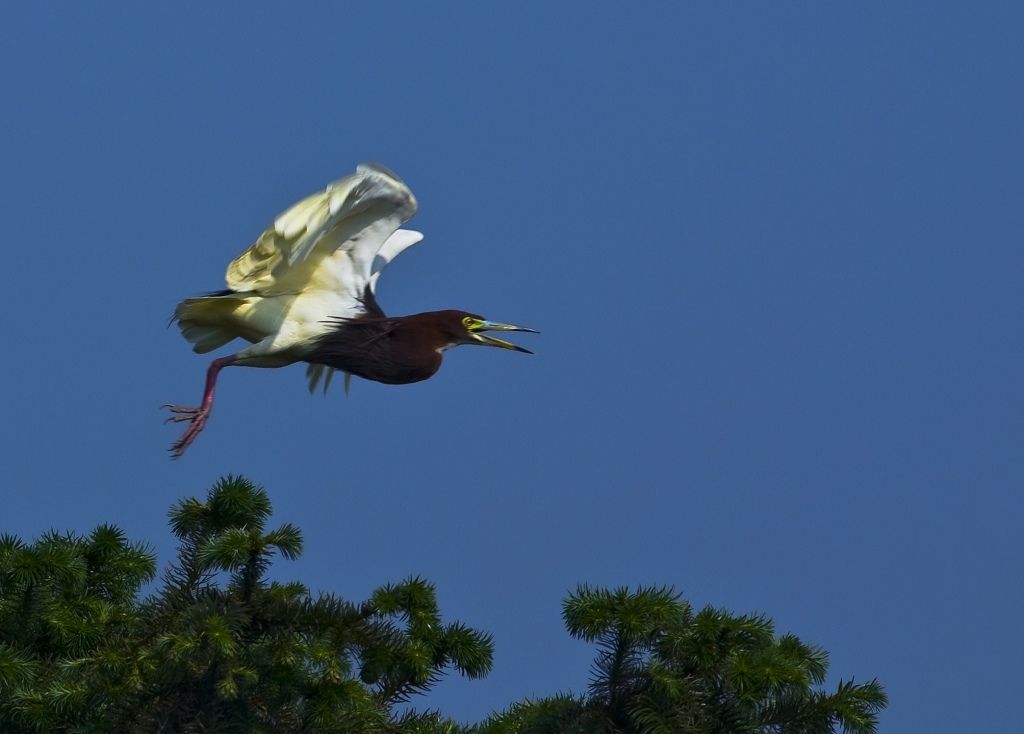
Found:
[175,164,422,377]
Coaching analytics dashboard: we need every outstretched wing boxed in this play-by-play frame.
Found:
[225,163,419,297]
[302,225,424,395]
[299,225,419,397]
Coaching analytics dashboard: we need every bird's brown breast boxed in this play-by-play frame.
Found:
[302,317,443,385]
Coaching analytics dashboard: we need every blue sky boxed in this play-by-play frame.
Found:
[1,3,1021,731]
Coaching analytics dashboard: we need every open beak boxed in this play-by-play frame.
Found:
[469,320,538,354]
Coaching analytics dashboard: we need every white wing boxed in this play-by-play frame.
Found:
[302,226,424,394]
[369,228,424,294]
[176,164,425,390]
[225,163,418,298]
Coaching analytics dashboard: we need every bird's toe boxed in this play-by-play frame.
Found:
[165,406,211,458]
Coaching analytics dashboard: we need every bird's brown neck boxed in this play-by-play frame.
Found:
[303,312,449,385]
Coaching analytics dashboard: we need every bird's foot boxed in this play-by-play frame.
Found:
[162,404,210,459]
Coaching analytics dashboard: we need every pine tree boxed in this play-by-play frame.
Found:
[480,585,886,734]
[0,476,492,733]
[0,478,886,733]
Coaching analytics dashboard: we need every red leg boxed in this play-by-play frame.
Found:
[163,355,237,459]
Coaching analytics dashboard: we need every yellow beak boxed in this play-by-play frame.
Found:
[468,320,538,354]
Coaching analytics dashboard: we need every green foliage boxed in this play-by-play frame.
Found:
[0,476,491,733]
[482,585,887,734]
[0,476,886,733]
[0,523,155,733]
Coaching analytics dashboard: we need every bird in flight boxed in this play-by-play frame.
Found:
[165,163,535,458]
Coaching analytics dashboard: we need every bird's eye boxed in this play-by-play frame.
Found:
[462,317,475,330]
